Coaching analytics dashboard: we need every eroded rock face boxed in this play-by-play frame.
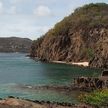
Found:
[30,3,108,68]
[31,28,108,65]
[89,29,108,68]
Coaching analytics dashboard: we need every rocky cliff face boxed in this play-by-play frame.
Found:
[89,29,108,68]
[0,37,32,53]
[30,3,108,68]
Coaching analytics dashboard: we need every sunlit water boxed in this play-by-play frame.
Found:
[0,53,101,104]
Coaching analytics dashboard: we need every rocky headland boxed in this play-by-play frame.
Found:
[30,3,108,68]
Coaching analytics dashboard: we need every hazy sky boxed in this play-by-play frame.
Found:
[0,0,107,40]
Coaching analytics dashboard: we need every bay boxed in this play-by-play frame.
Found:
[0,53,101,104]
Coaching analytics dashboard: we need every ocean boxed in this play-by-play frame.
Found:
[0,53,101,103]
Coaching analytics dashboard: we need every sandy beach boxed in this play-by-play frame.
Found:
[52,61,89,67]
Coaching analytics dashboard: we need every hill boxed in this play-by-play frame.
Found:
[0,37,32,53]
[30,3,108,68]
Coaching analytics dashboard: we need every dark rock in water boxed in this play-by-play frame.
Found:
[8,96,15,98]
[30,3,108,68]
[41,58,48,62]
[0,37,32,53]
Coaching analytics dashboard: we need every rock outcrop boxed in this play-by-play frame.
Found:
[0,98,93,108]
[89,29,108,68]
[0,37,32,53]
[30,3,108,68]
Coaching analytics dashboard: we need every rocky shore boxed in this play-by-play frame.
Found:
[0,98,93,108]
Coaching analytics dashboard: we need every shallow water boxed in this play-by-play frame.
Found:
[0,53,101,103]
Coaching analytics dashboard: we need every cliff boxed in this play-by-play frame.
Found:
[30,3,108,68]
[0,37,32,53]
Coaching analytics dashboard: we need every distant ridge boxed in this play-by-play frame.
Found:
[0,37,32,53]
[30,3,108,68]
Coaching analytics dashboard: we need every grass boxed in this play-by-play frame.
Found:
[79,89,108,107]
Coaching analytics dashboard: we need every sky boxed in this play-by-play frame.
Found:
[0,0,107,40]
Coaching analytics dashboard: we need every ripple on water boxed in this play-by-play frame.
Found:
[0,53,101,104]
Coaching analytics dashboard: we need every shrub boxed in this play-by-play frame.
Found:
[79,89,108,107]
[86,48,94,59]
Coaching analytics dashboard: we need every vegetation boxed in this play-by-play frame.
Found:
[79,89,108,107]
[0,37,32,53]
[51,3,108,36]
[86,48,94,59]
[30,3,108,68]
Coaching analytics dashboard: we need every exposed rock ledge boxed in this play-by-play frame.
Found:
[0,98,93,108]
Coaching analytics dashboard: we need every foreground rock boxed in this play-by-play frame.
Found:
[30,3,108,68]
[0,98,93,108]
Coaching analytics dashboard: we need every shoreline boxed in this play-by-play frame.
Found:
[29,56,89,67]
[30,56,102,69]
[0,84,96,108]
[0,97,93,108]
[51,61,89,67]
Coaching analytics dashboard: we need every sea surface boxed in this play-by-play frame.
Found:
[0,53,101,104]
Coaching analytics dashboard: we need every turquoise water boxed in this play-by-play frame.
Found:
[0,53,101,103]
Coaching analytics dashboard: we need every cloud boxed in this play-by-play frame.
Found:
[37,26,50,34]
[0,0,107,40]
[0,15,50,39]
[33,5,52,17]
[0,1,3,14]
[8,6,17,14]
[9,0,27,5]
